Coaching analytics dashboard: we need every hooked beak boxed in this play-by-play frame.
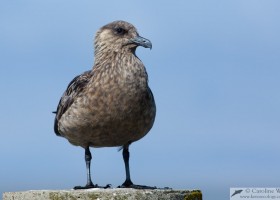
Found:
[130,35,152,49]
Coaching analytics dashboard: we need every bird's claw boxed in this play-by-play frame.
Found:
[118,184,157,189]
[74,184,111,190]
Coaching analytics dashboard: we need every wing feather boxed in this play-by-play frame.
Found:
[53,70,92,136]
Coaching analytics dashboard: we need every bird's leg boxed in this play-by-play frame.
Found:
[74,147,110,190]
[85,147,94,187]
[119,145,156,189]
[122,145,133,186]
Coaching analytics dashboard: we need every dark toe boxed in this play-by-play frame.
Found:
[118,184,156,189]
[120,180,134,187]
[74,184,111,190]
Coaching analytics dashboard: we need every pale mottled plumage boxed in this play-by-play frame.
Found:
[53,20,156,189]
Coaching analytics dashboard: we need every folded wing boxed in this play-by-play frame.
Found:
[53,70,92,136]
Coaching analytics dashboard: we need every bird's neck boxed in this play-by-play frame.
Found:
[93,51,149,89]
[94,47,135,63]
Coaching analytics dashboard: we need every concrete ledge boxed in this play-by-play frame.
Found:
[3,188,202,200]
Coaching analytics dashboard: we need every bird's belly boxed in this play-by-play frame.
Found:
[58,93,156,148]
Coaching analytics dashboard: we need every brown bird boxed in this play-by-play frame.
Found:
[53,20,156,189]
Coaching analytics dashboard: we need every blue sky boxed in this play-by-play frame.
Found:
[0,1,280,200]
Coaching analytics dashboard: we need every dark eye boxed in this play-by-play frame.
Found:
[115,27,126,35]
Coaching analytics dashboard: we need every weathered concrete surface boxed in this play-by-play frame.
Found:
[3,188,202,200]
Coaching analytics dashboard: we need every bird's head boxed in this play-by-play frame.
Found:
[94,20,152,55]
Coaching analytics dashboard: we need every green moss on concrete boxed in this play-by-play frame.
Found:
[87,193,101,200]
[113,195,129,200]
[184,190,202,200]
[162,190,183,194]
[49,192,65,200]
[49,192,80,200]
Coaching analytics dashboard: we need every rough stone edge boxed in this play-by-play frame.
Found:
[3,188,202,200]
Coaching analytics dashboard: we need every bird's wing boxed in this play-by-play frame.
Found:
[53,70,92,136]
